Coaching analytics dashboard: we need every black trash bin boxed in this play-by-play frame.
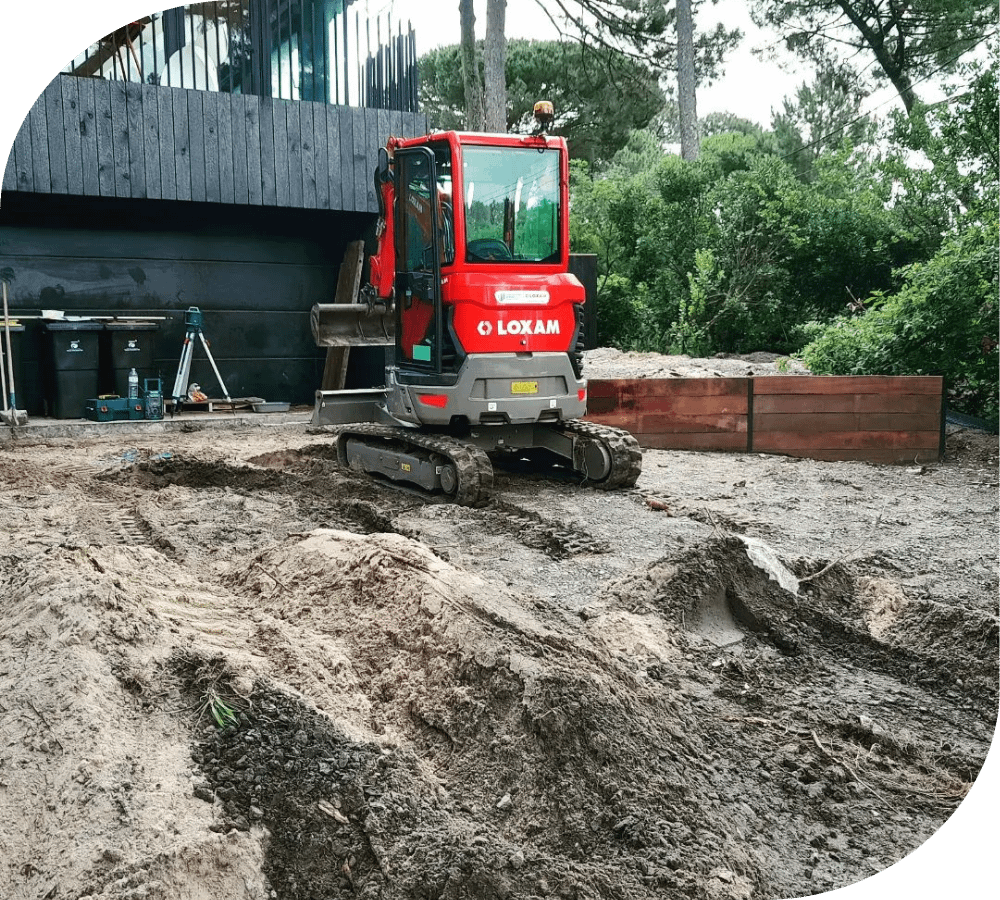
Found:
[43,321,104,419]
[1,323,29,413]
[11,319,45,417]
[104,321,160,397]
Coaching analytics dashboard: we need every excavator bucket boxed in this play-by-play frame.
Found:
[310,303,395,347]
[310,240,395,347]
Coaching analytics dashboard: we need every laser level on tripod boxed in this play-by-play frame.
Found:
[171,307,234,414]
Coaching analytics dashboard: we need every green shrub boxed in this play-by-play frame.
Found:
[803,215,999,420]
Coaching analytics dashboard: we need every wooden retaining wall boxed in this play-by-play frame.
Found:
[586,376,944,463]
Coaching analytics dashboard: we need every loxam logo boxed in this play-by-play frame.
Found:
[477,319,561,337]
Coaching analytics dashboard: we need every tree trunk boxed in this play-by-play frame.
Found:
[483,0,508,133]
[675,0,699,160]
[834,0,918,114]
[459,0,484,130]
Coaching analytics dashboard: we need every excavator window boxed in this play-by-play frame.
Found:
[395,147,443,371]
[463,147,560,263]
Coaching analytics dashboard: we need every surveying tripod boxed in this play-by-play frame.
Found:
[171,307,234,414]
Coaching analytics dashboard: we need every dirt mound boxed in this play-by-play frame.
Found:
[582,348,811,380]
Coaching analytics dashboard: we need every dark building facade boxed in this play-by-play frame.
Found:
[0,1,428,414]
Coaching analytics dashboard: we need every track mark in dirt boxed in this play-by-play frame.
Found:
[108,453,404,538]
[86,501,154,547]
[488,499,610,559]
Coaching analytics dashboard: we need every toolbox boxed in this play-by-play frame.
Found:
[85,397,146,422]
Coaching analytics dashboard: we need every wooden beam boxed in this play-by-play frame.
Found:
[320,240,367,391]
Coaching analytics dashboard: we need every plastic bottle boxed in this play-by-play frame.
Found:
[128,367,139,399]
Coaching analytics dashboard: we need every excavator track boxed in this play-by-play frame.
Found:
[559,419,643,490]
[334,423,494,508]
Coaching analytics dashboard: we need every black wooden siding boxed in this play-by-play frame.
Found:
[2,74,428,212]
[0,198,380,410]
[0,74,429,412]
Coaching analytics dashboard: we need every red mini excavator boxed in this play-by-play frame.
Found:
[310,102,641,505]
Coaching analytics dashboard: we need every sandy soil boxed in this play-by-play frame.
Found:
[0,350,996,900]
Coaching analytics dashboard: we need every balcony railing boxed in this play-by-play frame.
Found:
[63,0,419,112]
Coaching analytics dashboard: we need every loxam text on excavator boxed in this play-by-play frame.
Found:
[310,102,641,506]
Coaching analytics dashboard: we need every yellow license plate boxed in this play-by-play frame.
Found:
[511,381,539,395]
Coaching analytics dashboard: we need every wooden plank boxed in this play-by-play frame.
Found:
[320,240,366,391]
[29,89,51,193]
[636,432,751,452]
[79,78,101,194]
[258,97,277,206]
[216,92,234,204]
[202,91,220,203]
[588,377,748,401]
[44,77,68,193]
[637,412,748,434]
[13,115,33,192]
[326,104,343,210]
[156,87,176,201]
[230,93,248,203]
[125,82,147,199]
[95,80,115,197]
[313,103,329,209]
[109,80,131,198]
[377,108,392,149]
[272,101,290,206]
[753,392,940,416]
[286,103,304,207]
[583,408,748,434]
[341,106,357,211]
[187,90,206,202]
[299,101,316,209]
[587,392,748,418]
[172,88,191,201]
[752,375,943,395]
[140,83,161,200]
[351,106,367,211]
[753,430,942,453]
[754,412,943,433]
[61,76,84,195]
[365,108,380,211]
[2,138,15,193]
[244,94,263,205]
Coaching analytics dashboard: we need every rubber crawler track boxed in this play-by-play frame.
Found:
[335,423,494,507]
[558,419,643,490]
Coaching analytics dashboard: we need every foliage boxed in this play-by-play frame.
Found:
[802,213,999,420]
[572,131,918,356]
[771,66,875,182]
[749,0,996,114]
[538,0,739,76]
[669,248,715,356]
[420,39,666,163]
[875,54,999,241]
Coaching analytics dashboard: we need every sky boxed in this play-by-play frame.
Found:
[377,0,810,126]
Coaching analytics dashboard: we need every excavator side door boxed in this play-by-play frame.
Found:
[393,146,443,374]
